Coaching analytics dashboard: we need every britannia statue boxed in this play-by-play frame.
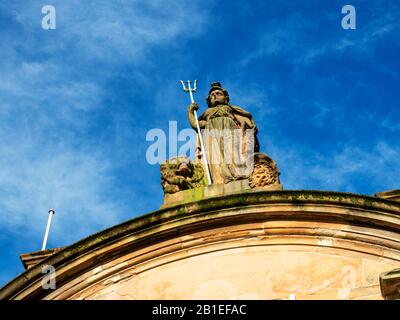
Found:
[160,81,281,200]
[188,82,260,184]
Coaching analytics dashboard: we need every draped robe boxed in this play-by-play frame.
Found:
[197,104,259,184]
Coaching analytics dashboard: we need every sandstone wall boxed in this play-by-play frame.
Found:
[1,190,400,300]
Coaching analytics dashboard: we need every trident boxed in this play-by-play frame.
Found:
[180,80,212,185]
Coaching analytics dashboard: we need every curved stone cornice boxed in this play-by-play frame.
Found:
[1,190,400,300]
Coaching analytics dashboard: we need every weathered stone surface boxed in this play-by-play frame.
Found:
[162,179,251,207]
[160,156,206,195]
[161,82,283,205]
[71,246,397,300]
[375,189,400,202]
[380,268,400,299]
[188,82,260,185]
[2,190,400,300]
[249,153,281,189]
[20,247,64,270]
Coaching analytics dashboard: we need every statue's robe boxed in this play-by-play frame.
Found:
[197,104,259,184]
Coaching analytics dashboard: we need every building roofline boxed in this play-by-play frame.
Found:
[1,189,400,300]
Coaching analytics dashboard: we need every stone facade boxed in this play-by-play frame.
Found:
[20,248,63,270]
[1,190,400,300]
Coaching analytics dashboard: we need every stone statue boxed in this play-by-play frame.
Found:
[188,82,260,184]
[159,81,282,203]
[160,157,206,194]
[249,153,280,188]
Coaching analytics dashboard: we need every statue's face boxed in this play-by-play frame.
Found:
[209,89,226,106]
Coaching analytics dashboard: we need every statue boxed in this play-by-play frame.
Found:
[249,153,280,188]
[159,81,282,204]
[160,157,206,194]
[188,82,260,184]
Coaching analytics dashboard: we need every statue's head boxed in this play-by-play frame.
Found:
[206,82,230,108]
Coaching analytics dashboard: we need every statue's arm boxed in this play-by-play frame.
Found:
[188,103,206,130]
[231,105,258,131]
[231,105,253,119]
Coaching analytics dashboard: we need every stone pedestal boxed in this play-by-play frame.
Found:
[162,179,282,208]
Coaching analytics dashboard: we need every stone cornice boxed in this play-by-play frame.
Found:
[375,190,400,202]
[1,190,400,300]
[380,268,400,299]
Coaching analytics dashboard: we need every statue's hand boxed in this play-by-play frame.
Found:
[188,103,199,113]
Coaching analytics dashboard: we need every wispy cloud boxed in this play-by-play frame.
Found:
[0,144,124,240]
[298,12,399,65]
[9,1,208,62]
[378,116,400,132]
[266,140,400,194]
[0,1,211,256]
[240,7,400,68]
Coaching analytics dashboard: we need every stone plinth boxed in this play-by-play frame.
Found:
[163,179,282,208]
[1,190,400,300]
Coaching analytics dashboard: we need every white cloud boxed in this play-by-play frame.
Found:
[0,139,126,243]
[379,116,400,132]
[266,140,400,193]
[240,9,399,68]
[11,0,208,63]
[0,0,211,249]
[298,12,398,65]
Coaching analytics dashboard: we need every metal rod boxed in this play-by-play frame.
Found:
[41,209,55,251]
[193,108,212,185]
[188,81,195,103]
[180,80,212,185]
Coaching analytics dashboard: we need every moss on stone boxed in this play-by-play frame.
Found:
[2,189,400,300]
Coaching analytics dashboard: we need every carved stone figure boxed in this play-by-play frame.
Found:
[188,82,260,184]
[160,157,206,194]
[249,153,281,188]
[160,81,282,199]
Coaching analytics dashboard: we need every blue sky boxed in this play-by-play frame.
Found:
[0,0,399,287]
